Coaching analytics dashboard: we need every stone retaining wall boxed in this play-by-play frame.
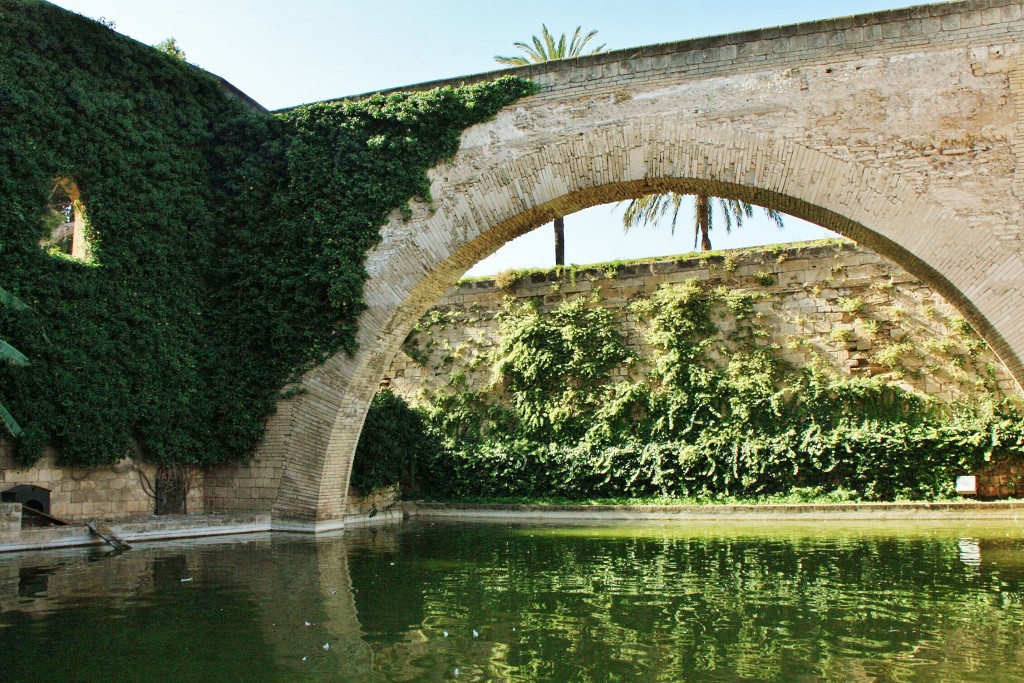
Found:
[0,446,204,521]
[977,458,1024,498]
[387,240,1018,405]
[346,485,398,517]
[0,503,20,537]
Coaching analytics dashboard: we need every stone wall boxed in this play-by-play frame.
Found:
[0,445,204,521]
[386,240,1018,409]
[0,503,20,536]
[0,438,389,523]
[977,459,1024,498]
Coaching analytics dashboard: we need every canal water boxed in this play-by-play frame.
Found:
[2,519,1024,682]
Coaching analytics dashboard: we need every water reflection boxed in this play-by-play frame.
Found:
[0,521,1023,681]
[959,538,982,567]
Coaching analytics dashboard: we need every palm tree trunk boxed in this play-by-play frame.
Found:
[696,195,712,251]
[554,216,565,266]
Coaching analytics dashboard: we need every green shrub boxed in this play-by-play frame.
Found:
[406,278,1024,503]
[837,296,865,314]
[829,327,855,344]
[874,341,916,368]
[351,390,441,496]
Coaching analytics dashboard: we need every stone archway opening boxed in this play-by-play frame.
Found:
[339,175,1019,518]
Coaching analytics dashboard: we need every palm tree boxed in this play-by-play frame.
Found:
[621,192,784,251]
[496,26,606,266]
[0,286,29,437]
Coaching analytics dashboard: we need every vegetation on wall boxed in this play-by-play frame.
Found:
[0,0,534,467]
[0,287,29,437]
[361,277,1024,501]
[351,389,441,496]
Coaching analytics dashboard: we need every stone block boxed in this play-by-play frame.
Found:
[0,503,21,535]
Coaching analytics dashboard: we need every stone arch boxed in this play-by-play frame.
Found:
[264,119,1024,527]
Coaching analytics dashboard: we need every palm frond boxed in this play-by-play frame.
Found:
[1,287,29,438]
[533,33,550,60]
[553,30,566,60]
[0,287,27,310]
[0,339,29,366]
[622,193,686,236]
[570,27,604,57]
[765,207,785,229]
[496,25,605,67]
[567,27,583,56]
[494,54,530,66]
[622,191,786,251]
[0,404,22,438]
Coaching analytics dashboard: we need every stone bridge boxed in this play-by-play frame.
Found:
[207,0,1024,528]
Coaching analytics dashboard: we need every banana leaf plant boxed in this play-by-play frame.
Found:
[0,286,29,437]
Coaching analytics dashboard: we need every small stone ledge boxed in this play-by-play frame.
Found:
[345,508,403,528]
[0,513,272,554]
[288,0,1023,108]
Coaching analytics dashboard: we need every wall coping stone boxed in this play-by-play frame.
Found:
[279,0,1020,109]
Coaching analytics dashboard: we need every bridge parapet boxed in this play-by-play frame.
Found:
[292,0,1023,109]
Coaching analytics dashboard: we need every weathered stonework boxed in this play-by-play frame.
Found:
[385,241,1018,406]
[212,0,1024,525]
[976,457,1024,497]
[0,503,20,538]
[0,445,204,521]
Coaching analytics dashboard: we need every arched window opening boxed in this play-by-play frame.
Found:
[42,178,92,262]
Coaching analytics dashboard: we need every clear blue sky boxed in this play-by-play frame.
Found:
[51,0,924,275]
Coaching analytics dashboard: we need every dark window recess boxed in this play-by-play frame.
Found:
[1,484,51,515]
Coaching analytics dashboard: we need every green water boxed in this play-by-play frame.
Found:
[3,520,1024,682]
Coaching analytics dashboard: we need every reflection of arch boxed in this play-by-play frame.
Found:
[263,121,1024,526]
[43,178,92,262]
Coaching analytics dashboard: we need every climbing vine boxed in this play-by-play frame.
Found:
[389,279,1024,501]
[0,0,535,467]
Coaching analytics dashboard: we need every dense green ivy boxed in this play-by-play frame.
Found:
[351,389,442,496]
[0,0,534,467]
[389,281,1024,501]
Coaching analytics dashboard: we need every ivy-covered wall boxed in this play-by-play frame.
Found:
[371,241,1024,501]
[0,0,533,469]
[390,241,1019,404]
